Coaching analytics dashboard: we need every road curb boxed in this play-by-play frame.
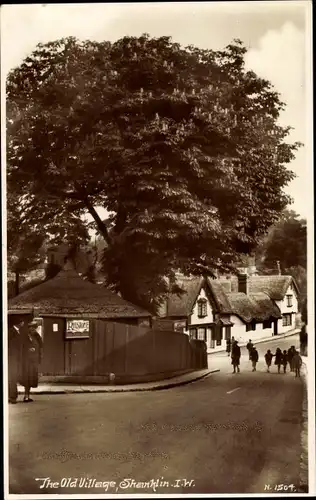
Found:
[298,360,309,493]
[17,370,220,395]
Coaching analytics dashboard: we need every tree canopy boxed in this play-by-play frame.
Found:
[7,35,301,312]
[255,209,307,272]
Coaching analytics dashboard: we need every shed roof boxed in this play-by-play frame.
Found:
[8,267,151,319]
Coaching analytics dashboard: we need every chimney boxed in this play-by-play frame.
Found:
[238,273,249,295]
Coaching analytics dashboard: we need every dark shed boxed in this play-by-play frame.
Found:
[8,265,152,380]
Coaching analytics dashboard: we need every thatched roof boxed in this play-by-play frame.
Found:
[166,276,203,317]
[227,274,298,299]
[227,292,281,323]
[248,275,298,300]
[8,266,151,319]
[164,274,284,324]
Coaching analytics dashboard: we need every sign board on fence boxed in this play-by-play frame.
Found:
[66,319,90,339]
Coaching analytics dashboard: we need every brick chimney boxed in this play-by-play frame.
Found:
[238,273,249,295]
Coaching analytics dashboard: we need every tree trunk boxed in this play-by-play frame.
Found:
[83,198,112,245]
[14,271,20,296]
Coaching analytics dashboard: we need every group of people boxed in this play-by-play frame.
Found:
[8,318,43,404]
[226,337,303,377]
[264,345,303,377]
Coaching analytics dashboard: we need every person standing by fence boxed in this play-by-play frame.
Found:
[19,319,43,402]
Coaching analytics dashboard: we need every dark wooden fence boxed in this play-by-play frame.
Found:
[41,320,207,384]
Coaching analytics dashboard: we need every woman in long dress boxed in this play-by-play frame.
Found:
[19,320,43,402]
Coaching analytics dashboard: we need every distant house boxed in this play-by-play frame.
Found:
[158,272,299,352]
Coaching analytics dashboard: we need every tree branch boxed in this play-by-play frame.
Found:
[82,197,112,246]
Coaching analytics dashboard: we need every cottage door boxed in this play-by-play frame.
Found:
[273,320,278,336]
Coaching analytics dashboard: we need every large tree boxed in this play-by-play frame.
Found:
[7,35,301,312]
[255,209,307,310]
[255,209,307,272]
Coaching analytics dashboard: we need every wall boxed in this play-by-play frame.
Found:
[229,315,275,344]
[40,319,207,384]
[275,284,298,333]
[190,286,214,325]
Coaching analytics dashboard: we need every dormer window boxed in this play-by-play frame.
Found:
[197,298,207,318]
[286,295,293,307]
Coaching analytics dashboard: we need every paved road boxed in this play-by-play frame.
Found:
[8,335,305,495]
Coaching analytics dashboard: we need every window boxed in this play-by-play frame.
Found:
[210,339,215,349]
[197,299,207,318]
[286,295,293,307]
[216,338,222,346]
[246,321,256,331]
[197,328,206,341]
[263,319,272,329]
[282,314,292,327]
[189,328,197,339]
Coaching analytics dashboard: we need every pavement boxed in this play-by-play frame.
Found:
[17,369,217,395]
[8,334,307,495]
[16,328,300,395]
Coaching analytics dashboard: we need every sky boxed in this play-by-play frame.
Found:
[1,1,312,219]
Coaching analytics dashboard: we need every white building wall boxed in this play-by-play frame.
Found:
[190,287,214,325]
[230,315,275,344]
[275,284,298,333]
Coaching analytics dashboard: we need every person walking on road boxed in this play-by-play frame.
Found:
[231,340,241,374]
[250,346,259,371]
[264,349,274,373]
[292,349,302,378]
[274,348,283,374]
[246,339,254,360]
[282,350,288,373]
[226,338,231,356]
[19,319,43,402]
[287,346,296,372]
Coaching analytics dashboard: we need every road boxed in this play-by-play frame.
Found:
[8,334,305,495]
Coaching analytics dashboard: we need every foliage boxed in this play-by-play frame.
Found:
[255,209,307,273]
[255,209,307,310]
[7,35,301,312]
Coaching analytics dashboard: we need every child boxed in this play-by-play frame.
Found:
[246,339,254,360]
[250,346,259,371]
[292,350,302,378]
[282,350,288,373]
[264,349,273,372]
[274,348,283,374]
